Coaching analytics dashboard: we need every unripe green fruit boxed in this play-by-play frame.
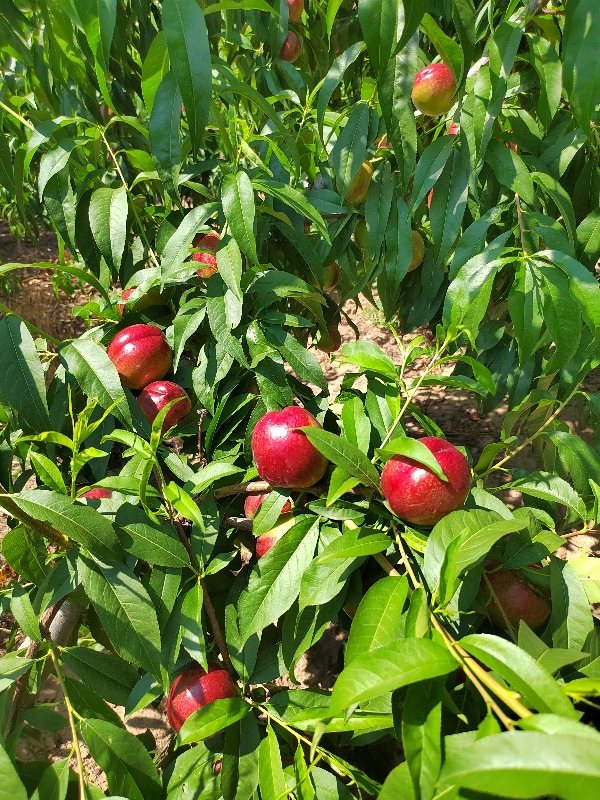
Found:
[409,230,425,272]
[345,162,373,205]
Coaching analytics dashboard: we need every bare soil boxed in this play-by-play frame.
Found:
[1,219,598,787]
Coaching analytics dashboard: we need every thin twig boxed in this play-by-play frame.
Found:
[515,195,528,256]
[50,648,87,800]
[201,578,237,679]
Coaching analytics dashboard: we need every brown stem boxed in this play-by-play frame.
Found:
[221,516,253,531]
[197,409,207,465]
[200,578,237,679]
[211,480,330,501]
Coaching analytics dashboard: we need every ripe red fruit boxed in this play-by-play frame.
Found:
[255,514,296,558]
[244,492,292,520]
[278,31,301,62]
[166,663,236,733]
[118,287,162,315]
[287,0,303,23]
[381,437,471,526]
[192,232,220,279]
[107,324,172,390]
[447,122,459,135]
[412,63,457,117]
[138,381,192,433]
[251,406,328,489]
[345,161,373,204]
[81,488,112,500]
[483,566,551,630]
[316,322,342,353]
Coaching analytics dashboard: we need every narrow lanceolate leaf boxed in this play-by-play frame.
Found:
[0,316,49,431]
[3,490,122,564]
[79,551,162,678]
[429,149,469,267]
[264,326,327,391]
[460,634,577,719]
[299,427,380,488]
[62,647,140,706]
[317,41,366,138]
[420,14,463,84]
[142,31,170,114]
[10,585,41,642]
[89,186,128,271]
[485,139,535,206]
[402,677,444,800]
[149,70,182,204]
[330,639,456,716]
[0,743,28,800]
[562,0,600,137]
[38,757,70,800]
[237,517,319,645]
[508,472,586,520]
[73,0,117,73]
[60,338,131,426]
[357,0,397,78]
[178,698,249,745]
[162,0,211,156]
[331,101,370,198]
[115,505,190,568]
[80,719,162,800]
[551,557,594,653]
[221,172,257,264]
[258,725,287,800]
[345,576,409,665]
[222,712,260,800]
[438,732,600,799]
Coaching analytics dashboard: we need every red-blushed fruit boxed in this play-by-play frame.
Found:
[381,437,471,526]
[287,0,303,23]
[408,230,425,272]
[118,287,162,315]
[138,381,192,433]
[316,322,342,353]
[193,232,220,279]
[107,324,172,390]
[255,514,296,558]
[278,31,301,62]
[447,122,459,135]
[81,488,112,500]
[345,161,373,204]
[166,663,237,733]
[412,63,457,117]
[483,566,550,630]
[322,262,340,292]
[244,492,292,520]
[251,406,328,489]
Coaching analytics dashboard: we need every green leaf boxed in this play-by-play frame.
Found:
[299,550,363,611]
[376,437,449,482]
[66,677,125,727]
[576,209,600,270]
[44,167,76,254]
[528,33,561,132]
[73,0,117,73]
[0,131,16,196]
[237,516,319,645]
[149,70,182,204]
[160,203,219,281]
[345,576,409,665]
[11,585,41,642]
[30,451,67,495]
[551,556,594,653]
[378,762,415,800]
[332,101,370,199]
[79,551,162,678]
[142,32,170,115]
[508,471,587,520]
[317,42,366,139]
[460,634,577,718]
[339,340,398,383]
[429,149,469,267]
[315,528,391,563]
[38,140,77,200]
[410,136,454,214]
[402,678,444,800]
[0,743,28,800]
[80,719,162,800]
[258,724,287,800]
[264,326,327,392]
[222,172,257,264]
[162,0,211,156]
[115,505,190,568]
[299,427,380,489]
[0,316,49,431]
[438,731,600,799]
[252,489,291,538]
[3,490,122,563]
[178,697,249,745]
[330,639,456,716]
[164,744,222,800]
[216,236,243,301]
[180,579,206,668]
[420,14,462,84]
[358,0,397,78]
[89,186,128,271]
[222,712,260,800]
[38,757,70,800]
[62,647,140,706]
[532,173,577,245]
[60,338,131,427]
[485,139,535,206]
[0,654,33,693]
[2,525,48,586]
[252,179,329,242]
[545,249,600,334]
[562,0,600,137]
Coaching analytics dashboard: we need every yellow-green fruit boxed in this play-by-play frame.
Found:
[322,261,340,291]
[409,230,425,272]
[345,162,373,205]
[354,219,367,250]
[316,323,342,353]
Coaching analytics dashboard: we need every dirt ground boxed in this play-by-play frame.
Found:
[1,219,598,788]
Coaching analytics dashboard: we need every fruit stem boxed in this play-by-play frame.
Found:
[50,647,87,800]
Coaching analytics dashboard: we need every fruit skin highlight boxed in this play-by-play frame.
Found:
[255,514,296,558]
[138,381,192,433]
[278,31,301,63]
[166,663,236,733]
[483,565,551,630]
[381,436,471,526]
[251,406,328,489]
[107,324,172,390]
[345,161,373,204]
[192,232,220,279]
[244,492,292,520]
[412,63,457,117]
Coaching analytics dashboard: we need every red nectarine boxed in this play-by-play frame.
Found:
[107,324,172,390]
[412,63,456,117]
[138,381,192,433]
[483,566,550,630]
[193,232,220,279]
[166,663,236,733]
[278,31,301,63]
